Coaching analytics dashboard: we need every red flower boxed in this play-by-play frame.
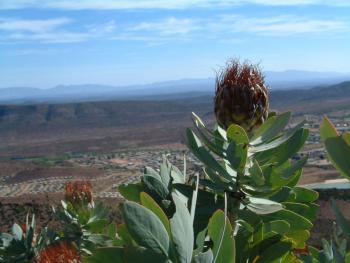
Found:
[35,242,81,263]
[65,181,93,207]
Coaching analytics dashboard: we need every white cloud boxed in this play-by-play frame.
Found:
[1,14,348,45]
[1,0,350,10]
[8,32,90,43]
[218,15,348,36]
[0,17,71,32]
[114,15,349,46]
[87,20,116,34]
[131,17,201,36]
[0,17,116,43]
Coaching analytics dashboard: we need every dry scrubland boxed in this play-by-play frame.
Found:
[1,81,350,246]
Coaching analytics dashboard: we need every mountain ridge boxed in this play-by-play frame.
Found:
[1,70,350,105]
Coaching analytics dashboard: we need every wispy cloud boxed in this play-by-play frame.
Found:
[0,17,116,43]
[217,15,348,36]
[113,15,349,46]
[8,32,90,43]
[87,20,116,34]
[1,0,350,10]
[0,17,71,32]
[131,17,201,36]
[1,14,348,45]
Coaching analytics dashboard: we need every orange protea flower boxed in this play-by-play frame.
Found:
[35,242,81,263]
[214,59,269,131]
[65,181,93,208]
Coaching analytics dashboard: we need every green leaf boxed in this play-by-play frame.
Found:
[321,239,334,261]
[122,201,170,257]
[255,128,309,165]
[117,224,135,246]
[194,228,208,255]
[124,246,169,263]
[118,183,144,202]
[320,116,339,141]
[83,247,124,263]
[226,124,249,144]
[264,209,313,230]
[275,157,308,181]
[286,187,319,203]
[89,202,109,222]
[226,140,247,174]
[85,219,109,233]
[250,112,291,145]
[325,135,350,179]
[285,230,310,248]
[203,167,231,187]
[86,234,113,246]
[170,193,194,263]
[208,210,235,263]
[140,192,171,236]
[12,224,23,241]
[190,175,200,224]
[108,223,117,240]
[250,121,306,153]
[143,175,169,199]
[282,202,318,222]
[144,166,162,181]
[193,249,214,263]
[256,241,292,263]
[192,112,226,158]
[269,187,293,203]
[263,220,290,235]
[331,199,350,241]
[249,159,265,186]
[186,128,233,181]
[246,197,284,215]
[160,156,171,187]
[26,226,34,251]
[171,164,185,184]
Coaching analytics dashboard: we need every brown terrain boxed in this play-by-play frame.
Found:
[1,81,350,245]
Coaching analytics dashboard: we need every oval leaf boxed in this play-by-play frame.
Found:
[170,193,194,263]
[208,210,235,263]
[122,201,170,257]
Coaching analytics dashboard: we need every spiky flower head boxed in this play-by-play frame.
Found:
[35,242,81,263]
[65,181,93,209]
[214,59,269,131]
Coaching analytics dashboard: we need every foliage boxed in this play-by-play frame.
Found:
[53,200,113,255]
[188,112,316,260]
[0,110,316,262]
[0,182,114,262]
[85,155,235,263]
[0,214,53,262]
[84,107,316,263]
[310,116,350,263]
[11,88,350,262]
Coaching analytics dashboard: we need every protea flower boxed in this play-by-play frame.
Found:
[65,181,93,209]
[214,59,269,131]
[35,242,81,263]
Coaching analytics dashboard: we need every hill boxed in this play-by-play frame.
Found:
[271,81,350,112]
[1,71,350,105]
[0,81,350,158]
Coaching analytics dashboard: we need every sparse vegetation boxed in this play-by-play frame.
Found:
[2,61,350,262]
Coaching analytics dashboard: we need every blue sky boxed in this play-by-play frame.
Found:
[1,0,350,88]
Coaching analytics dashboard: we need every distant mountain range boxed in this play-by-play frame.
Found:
[1,70,350,105]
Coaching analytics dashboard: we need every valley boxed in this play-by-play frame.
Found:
[1,81,350,245]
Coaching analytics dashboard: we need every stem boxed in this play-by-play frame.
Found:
[227,172,243,227]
